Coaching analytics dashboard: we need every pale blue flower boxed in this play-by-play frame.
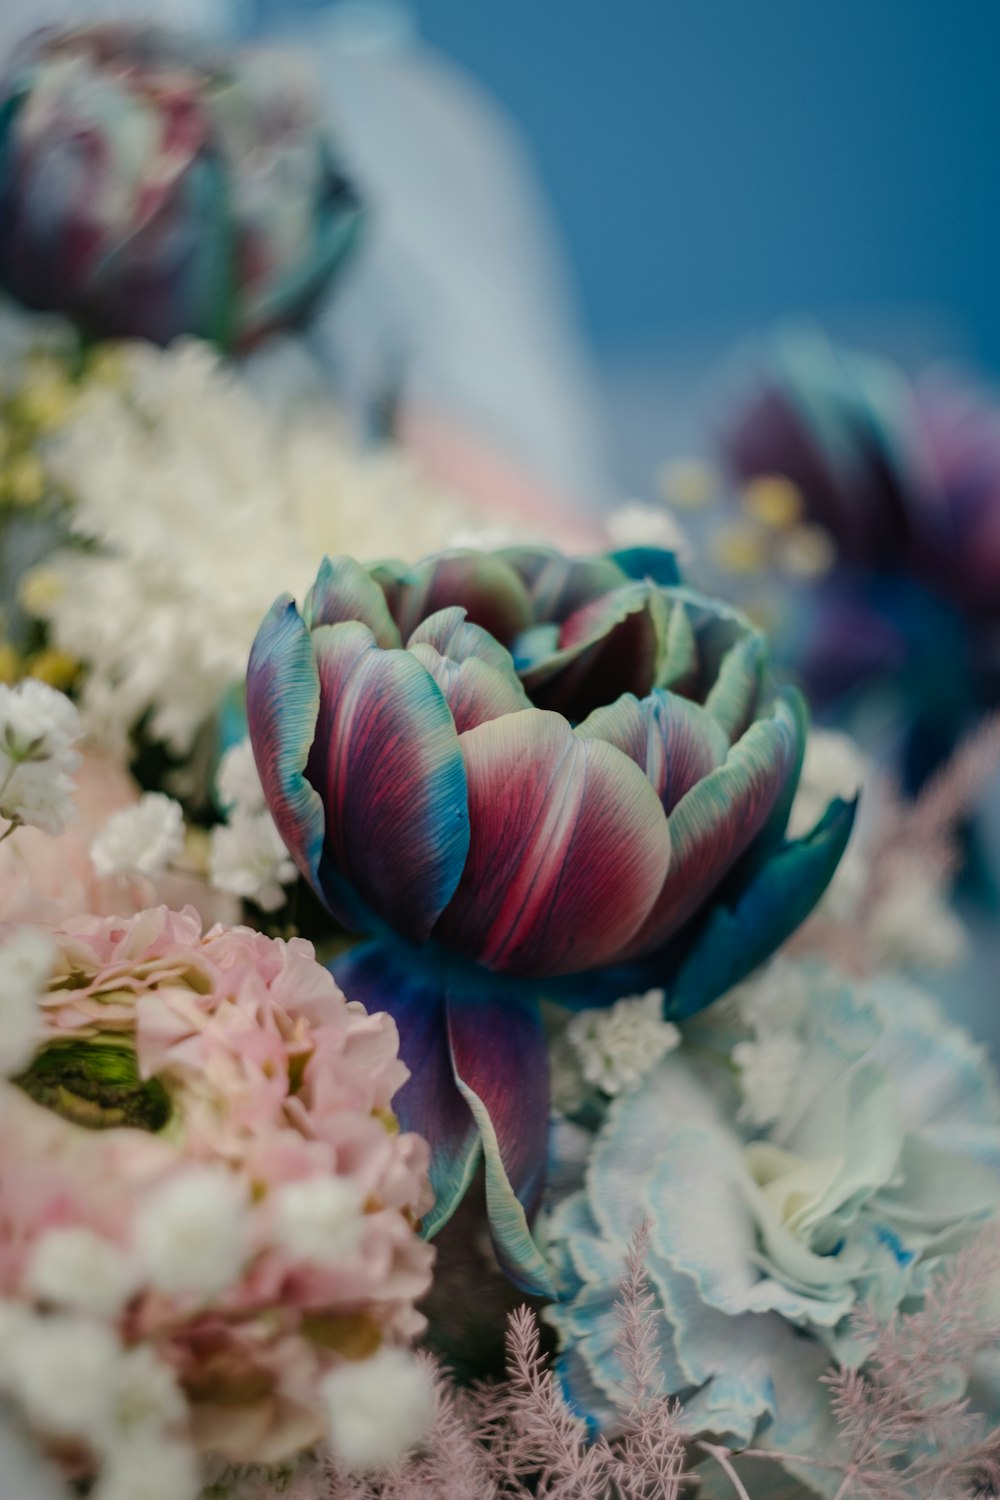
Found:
[544,961,1000,1478]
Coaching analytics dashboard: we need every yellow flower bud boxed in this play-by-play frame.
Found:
[19,567,64,617]
[709,522,769,575]
[777,524,837,579]
[0,642,20,684]
[741,475,804,530]
[27,647,79,691]
[5,451,46,506]
[657,459,718,510]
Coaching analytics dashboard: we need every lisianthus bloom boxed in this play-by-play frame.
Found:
[545,959,1000,1480]
[0,907,433,1482]
[247,546,855,1290]
[0,23,361,350]
[722,330,1000,716]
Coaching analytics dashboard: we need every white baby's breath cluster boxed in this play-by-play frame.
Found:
[554,990,680,1112]
[90,792,185,880]
[0,925,54,1077]
[209,739,296,911]
[604,499,690,559]
[0,1292,197,1500]
[0,679,81,836]
[26,341,484,757]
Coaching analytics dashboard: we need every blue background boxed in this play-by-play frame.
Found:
[263,0,1000,371]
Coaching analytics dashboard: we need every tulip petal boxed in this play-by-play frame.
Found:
[436,710,670,976]
[704,633,768,741]
[408,645,532,733]
[306,621,469,943]
[576,689,730,814]
[383,551,534,645]
[333,941,480,1238]
[247,597,325,889]
[406,607,532,732]
[657,599,699,695]
[303,554,402,646]
[496,547,630,621]
[622,699,800,958]
[665,797,859,1018]
[608,546,682,587]
[446,985,554,1294]
[407,606,517,671]
[517,582,670,721]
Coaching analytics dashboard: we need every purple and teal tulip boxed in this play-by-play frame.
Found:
[0,23,361,350]
[722,332,1000,734]
[246,546,855,1291]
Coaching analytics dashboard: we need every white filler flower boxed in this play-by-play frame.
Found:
[0,925,54,1077]
[136,1166,249,1297]
[91,793,185,879]
[321,1346,434,1470]
[566,989,681,1096]
[0,679,81,835]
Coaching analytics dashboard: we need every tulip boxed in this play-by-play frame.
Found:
[0,23,361,350]
[247,547,855,1290]
[722,332,1000,725]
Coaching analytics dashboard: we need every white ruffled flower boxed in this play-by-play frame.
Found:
[0,925,54,1076]
[215,738,266,817]
[0,680,80,835]
[727,957,809,1033]
[566,990,680,1096]
[7,1312,120,1437]
[27,1227,141,1318]
[90,792,185,879]
[733,1031,806,1127]
[321,1346,433,1470]
[274,1177,364,1264]
[136,1166,249,1297]
[871,868,969,970]
[94,1437,201,1500]
[209,812,296,912]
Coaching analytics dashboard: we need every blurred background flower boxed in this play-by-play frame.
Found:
[0,22,361,350]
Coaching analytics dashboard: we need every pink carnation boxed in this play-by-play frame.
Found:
[0,907,434,1472]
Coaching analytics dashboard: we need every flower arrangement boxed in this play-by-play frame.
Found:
[0,904,434,1496]
[0,23,361,351]
[0,14,998,1499]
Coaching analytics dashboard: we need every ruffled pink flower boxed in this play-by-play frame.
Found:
[1,906,434,1471]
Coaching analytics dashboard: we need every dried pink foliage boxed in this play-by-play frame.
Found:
[817,1230,1000,1499]
[241,1230,1000,1500]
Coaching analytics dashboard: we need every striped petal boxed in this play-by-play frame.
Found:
[665,797,859,1018]
[496,547,629,621]
[704,633,767,741]
[306,621,469,944]
[407,607,531,733]
[303,554,402,646]
[333,941,480,1238]
[247,597,325,889]
[622,698,800,958]
[435,709,670,976]
[446,986,553,1294]
[577,689,730,814]
[517,582,670,721]
[383,551,534,645]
